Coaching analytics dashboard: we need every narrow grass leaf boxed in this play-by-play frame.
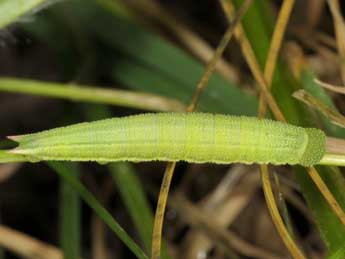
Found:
[48,161,149,259]
[51,162,81,259]
[328,244,345,259]
[0,78,185,112]
[0,0,49,29]
[110,162,154,252]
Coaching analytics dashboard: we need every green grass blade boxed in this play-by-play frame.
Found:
[0,0,48,29]
[110,162,154,252]
[328,244,345,259]
[110,163,170,259]
[96,0,131,19]
[54,163,81,259]
[0,78,185,112]
[48,161,149,259]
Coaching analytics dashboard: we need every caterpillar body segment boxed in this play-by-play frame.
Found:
[8,113,326,166]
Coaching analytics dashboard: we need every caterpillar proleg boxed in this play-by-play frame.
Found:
[8,113,326,166]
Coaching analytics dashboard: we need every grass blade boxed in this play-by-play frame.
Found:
[0,0,48,29]
[0,78,185,112]
[328,244,345,259]
[56,163,81,259]
[110,162,153,252]
[48,162,149,259]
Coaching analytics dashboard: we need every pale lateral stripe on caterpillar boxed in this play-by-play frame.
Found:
[8,113,326,166]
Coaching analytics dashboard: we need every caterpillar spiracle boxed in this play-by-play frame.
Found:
[8,113,326,166]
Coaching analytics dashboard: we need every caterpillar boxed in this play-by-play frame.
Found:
[8,113,326,166]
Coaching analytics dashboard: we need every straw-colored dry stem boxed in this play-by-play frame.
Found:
[293,89,345,128]
[261,166,306,259]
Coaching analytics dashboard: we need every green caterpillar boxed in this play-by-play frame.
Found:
[8,113,326,166]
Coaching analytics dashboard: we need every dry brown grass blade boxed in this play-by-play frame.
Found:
[279,186,315,224]
[327,0,345,83]
[0,225,63,259]
[0,163,21,183]
[315,78,345,94]
[150,1,253,258]
[258,0,295,116]
[273,173,296,239]
[220,0,286,122]
[293,89,345,128]
[186,0,253,112]
[315,31,337,49]
[92,216,110,259]
[261,166,306,259]
[183,166,261,258]
[306,0,325,29]
[151,162,176,259]
[292,30,340,79]
[125,0,240,83]
[172,193,285,259]
[326,137,345,155]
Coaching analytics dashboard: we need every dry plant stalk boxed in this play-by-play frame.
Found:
[293,89,345,128]
[327,0,345,83]
[171,193,283,259]
[0,225,63,259]
[183,166,260,257]
[316,78,345,94]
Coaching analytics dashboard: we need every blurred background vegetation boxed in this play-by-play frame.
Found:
[1,0,345,258]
